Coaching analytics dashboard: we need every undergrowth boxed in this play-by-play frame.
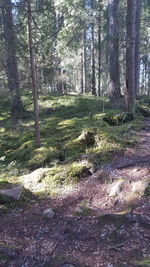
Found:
[0,93,147,203]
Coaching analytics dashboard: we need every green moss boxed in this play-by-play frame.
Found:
[0,253,10,263]
[75,200,93,216]
[135,258,150,266]
[103,111,134,126]
[0,94,144,197]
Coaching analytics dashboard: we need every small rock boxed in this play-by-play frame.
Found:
[131,180,150,196]
[43,208,55,219]
[95,169,110,183]
[0,185,22,200]
[74,206,83,215]
[109,179,124,197]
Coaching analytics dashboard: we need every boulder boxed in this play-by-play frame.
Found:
[20,168,50,190]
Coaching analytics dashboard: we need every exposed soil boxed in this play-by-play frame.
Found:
[0,119,150,267]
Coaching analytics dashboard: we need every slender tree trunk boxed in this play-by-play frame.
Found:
[2,0,22,117]
[126,0,136,110]
[108,0,121,100]
[91,0,96,95]
[82,29,87,94]
[27,0,41,147]
[81,52,84,93]
[97,0,102,97]
[135,0,142,96]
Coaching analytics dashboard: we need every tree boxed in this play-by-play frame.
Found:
[27,0,41,147]
[108,0,121,100]
[2,0,23,117]
[135,0,142,96]
[126,0,136,110]
[97,0,102,97]
[91,0,96,95]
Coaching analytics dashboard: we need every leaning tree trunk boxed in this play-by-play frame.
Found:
[27,0,41,147]
[108,0,121,100]
[2,0,22,117]
[135,0,142,96]
[126,0,137,110]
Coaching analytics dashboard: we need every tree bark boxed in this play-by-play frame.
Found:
[91,0,96,95]
[108,0,121,100]
[135,0,142,96]
[97,0,102,97]
[2,0,22,117]
[126,0,136,110]
[82,29,87,94]
[27,0,41,147]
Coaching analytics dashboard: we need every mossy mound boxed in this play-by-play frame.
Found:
[103,111,134,126]
[136,104,150,117]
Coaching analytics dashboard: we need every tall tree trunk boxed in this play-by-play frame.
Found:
[27,0,41,147]
[126,0,136,110]
[82,29,87,94]
[2,0,22,117]
[135,0,142,96]
[91,0,96,95]
[81,52,84,94]
[108,0,121,100]
[97,0,102,97]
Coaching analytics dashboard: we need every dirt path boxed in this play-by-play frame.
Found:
[0,119,150,267]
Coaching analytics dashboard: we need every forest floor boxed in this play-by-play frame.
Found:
[0,114,150,266]
[0,94,150,267]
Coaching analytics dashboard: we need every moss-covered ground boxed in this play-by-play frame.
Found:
[0,93,149,206]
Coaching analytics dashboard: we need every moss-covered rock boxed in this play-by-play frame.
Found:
[74,200,94,216]
[77,130,95,146]
[103,111,134,126]
[136,104,150,117]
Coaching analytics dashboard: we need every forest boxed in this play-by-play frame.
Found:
[0,0,150,266]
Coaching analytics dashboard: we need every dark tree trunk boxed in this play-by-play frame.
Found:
[91,0,96,95]
[27,0,41,147]
[126,0,136,110]
[97,0,102,97]
[82,29,87,94]
[135,0,142,96]
[108,0,121,100]
[2,0,22,117]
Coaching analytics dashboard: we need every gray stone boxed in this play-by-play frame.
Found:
[43,208,55,219]
[0,185,22,200]
[20,168,50,190]
[109,179,124,197]
[131,179,150,196]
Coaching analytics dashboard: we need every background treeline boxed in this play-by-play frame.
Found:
[0,0,150,142]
